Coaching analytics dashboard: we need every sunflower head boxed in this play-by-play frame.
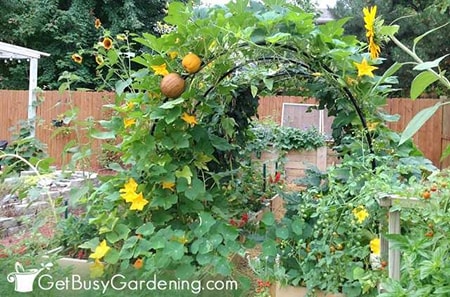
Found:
[363,6,382,59]
[102,37,113,50]
[71,53,83,64]
[94,18,102,29]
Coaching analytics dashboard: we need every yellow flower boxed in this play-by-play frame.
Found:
[102,37,113,50]
[367,121,379,131]
[370,238,381,255]
[151,63,169,76]
[181,113,197,126]
[363,6,377,39]
[94,18,102,29]
[352,206,369,223]
[126,102,135,109]
[354,58,378,78]
[168,51,178,59]
[116,34,127,41]
[363,6,381,59]
[368,37,381,60]
[90,259,104,278]
[123,118,136,128]
[89,240,110,260]
[120,178,138,196]
[162,181,176,191]
[129,192,149,211]
[95,55,104,65]
[71,53,83,64]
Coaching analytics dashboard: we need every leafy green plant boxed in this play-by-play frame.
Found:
[379,170,450,297]
[57,0,418,286]
[247,121,327,155]
[0,120,48,173]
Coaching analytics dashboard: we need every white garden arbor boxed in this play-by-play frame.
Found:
[0,42,50,135]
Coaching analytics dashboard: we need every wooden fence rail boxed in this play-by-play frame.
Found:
[0,91,447,169]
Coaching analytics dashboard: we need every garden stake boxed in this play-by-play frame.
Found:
[263,163,266,193]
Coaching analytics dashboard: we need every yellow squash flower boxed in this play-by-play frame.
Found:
[90,259,104,278]
[123,118,136,128]
[120,178,138,196]
[181,113,198,126]
[129,192,149,211]
[151,63,169,76]
[71,54,83,64]
[102,37,113,50]
[354,58,378,78]
[162,181,176,191]
[370,238,381,255]
[168,51,178,59]
[352,206,369,223]
[89,240,110,260]
[367,121,379,131]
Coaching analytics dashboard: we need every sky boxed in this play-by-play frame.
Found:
[201,0,337,9]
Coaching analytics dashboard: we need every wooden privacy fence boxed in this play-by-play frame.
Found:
[0,91,448,168]
[0,90,114,169]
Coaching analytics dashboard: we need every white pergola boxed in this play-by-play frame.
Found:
[0,41,50,135]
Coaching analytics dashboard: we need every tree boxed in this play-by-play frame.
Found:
[0,0,186,90]
[333,0,450,97]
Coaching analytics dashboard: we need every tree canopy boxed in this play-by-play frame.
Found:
[0,0,186,90]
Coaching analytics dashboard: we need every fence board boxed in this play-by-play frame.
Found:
[0,91,446,169]
[0,90,114,169]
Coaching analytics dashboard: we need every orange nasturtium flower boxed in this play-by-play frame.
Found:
[352,206,369,223]
[133,258,144,269]
[102,37,113,50]
[370,238,381,255]
[354,58,378,78]
[71,53,83,64]
[94,18,102,29]
[181,113,198,126]
[89,240,110,260]
[151,63,169,76]
[123,118,136,128]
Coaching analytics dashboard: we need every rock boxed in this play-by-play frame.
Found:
[1,194,18,205]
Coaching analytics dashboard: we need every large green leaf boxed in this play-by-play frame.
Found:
[413,54,450,71]
[399,102,442,145]
[410,71,440,99]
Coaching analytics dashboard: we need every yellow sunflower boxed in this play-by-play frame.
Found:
[94,18,102,29]
[71,53,83,64]
[363,6,381,59]
[102,37,113,50]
